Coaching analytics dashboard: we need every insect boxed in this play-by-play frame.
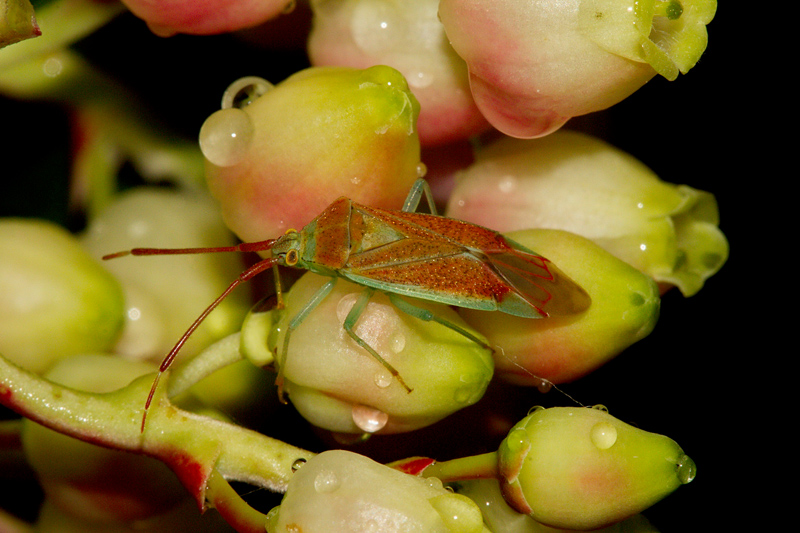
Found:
[104,179,591,431]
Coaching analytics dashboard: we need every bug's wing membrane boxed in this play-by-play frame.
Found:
[486,248,591,317]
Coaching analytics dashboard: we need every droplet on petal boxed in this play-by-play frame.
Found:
[590,421,618,450]
[313,469,340,493]
[676,454,697,484]
[199,108,255,167]
[221,76,274,109]
[351,404,389,433]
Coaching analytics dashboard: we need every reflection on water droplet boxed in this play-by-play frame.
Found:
[199,108,254,167]
[590,422,618,450]
[416,162,428,178]
[221,76,273,109]
[373,371,392,388]
[352,405,389,433]
[291,458,307,472]
[351,175,362,185]
[314,470,340,493]
[676,454,696,484]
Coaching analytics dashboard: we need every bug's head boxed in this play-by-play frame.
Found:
[272,229,303,267]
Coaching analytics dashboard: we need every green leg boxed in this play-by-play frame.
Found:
[403,178,438,215]
[342,287,412,393]
[387,293,494,353]
[277,277,338,400]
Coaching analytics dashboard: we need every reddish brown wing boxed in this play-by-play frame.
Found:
[337,205,590,318]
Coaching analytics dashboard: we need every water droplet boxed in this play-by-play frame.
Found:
[590,421,618,450]
[504,427,529,452]
[676,454,696,484]
[498,175,517,193]
[454,373,481,404]
[221,76,273,109]
[373,371,392,388]
[336,293,358,323]
[199,108,254,167]
[352,405,389,433]
[389,331,406,353]
[425,477,444,491]
[592,404,609,412]
[527,405,545,416]
[535,378,552,393]
[416,162,428,178]
[291,458,307,472]
[429,493,484,532]
[314,469,340,493]
[408,70,434,88]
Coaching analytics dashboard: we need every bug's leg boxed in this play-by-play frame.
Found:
[402,178,438,215]
[343,288,412,393]
[387,293,494,353]
[276,277,338,402]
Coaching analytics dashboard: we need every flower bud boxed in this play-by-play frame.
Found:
[438,0,715,138]
[202,65,422,243]
[268,449,490,532]
[457,478,658,533]
[0,219,124,373]
[81,188,250,362]
[308,0,489,146]
[244,272,493,434]
[458,229,659,385]
[497,406,695,530]
[21,354,189,523]
[446,131,728,296]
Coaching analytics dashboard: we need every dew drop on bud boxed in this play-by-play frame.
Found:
[527,405,544,416]
[373,371,392,388]
[676,454,696,484]
[592,404,609,412]
[313,469,340,493]
[221,76,273,110]
[351,404,389,433]
[199,108,254,167]
[590,421,618,450]
[416,162,428,178]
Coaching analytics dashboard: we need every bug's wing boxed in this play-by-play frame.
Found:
[483,248,591,317]
[341,236,589,318]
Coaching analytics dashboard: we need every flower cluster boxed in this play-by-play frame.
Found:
[1,0,723,531]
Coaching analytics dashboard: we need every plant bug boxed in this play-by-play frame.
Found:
[104,179,591,431]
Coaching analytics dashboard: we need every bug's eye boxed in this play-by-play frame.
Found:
[285,249,299,266]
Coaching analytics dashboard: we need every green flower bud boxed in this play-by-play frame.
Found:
[245,272,493,434]
[459,229,659,385]
[21,354,189,523]
[447,131,728,296]
[268,450,490,532]
[81,188,249,362]
[497,407,695,530]
[202,66,422,244]
[0,219,124,373]
[457,478,659,533]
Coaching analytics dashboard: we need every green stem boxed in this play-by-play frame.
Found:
[0,352,315,509]
[420,451,499,483]
[167,332,244,399]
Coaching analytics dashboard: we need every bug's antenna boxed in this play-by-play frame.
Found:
[103,240,280,432]
[493,345,586,408]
